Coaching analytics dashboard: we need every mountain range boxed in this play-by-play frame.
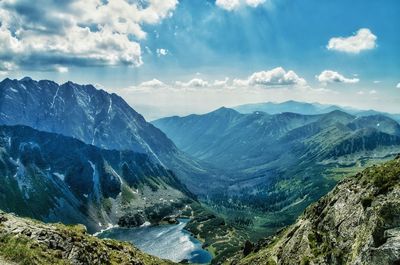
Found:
[233,100,400,123]
[0,77,399,264]
[0,77,222,194]
[153,107,400,232]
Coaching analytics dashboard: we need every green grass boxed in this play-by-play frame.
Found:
[0,233,68,265]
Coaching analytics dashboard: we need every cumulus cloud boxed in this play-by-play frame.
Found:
[139,79,167,88]
[234,67,307,88]
[216,0,265,11]
[213,77,230,87]
[396,83,400,88]
[327,28,377,54]
[176,78,209,88]
[156,48,169,57]
[0,0,178,71]
[316,70,359,84]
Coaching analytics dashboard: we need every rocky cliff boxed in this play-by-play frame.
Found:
[229,155,400,265]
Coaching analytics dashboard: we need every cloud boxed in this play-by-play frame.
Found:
[156,48,169,57]
[139,79,167,88]
[213,77,230,87]
[396,83,400,88]
[369,90,377,95]
[316,70,359,84]
[0,0,178,71]
[327,28,377,54]
[245,0,266,7]
[234,67,307,88]
[55,66,69,73]
[216,0,265,11]
[176,78,209,88]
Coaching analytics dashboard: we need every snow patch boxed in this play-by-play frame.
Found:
[50,86,60,108]
[140,221,151,227]
[107,97,113,114]
[89,160,101,203]
[9,87,18,93]
[53,172,65,181]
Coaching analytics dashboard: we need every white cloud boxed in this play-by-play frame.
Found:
[216,0,265,10]
[216,0,240,10]
[357,91,365,95]
[139,79,166,88]
[327,28,377,54]
[316,70,359,84]
[176,78,209,88]
[373,80,381,84]
[234,67,307,88]
[369,90,377,95]
[0,0,178,70]
[55,66,69,73]
[156,48,169,57]
[245,0,266,7]
[213,77,230,87]
[396,83,400,88]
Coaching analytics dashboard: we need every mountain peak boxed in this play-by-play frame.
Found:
[20,76,33,82]
[212,106,239,115]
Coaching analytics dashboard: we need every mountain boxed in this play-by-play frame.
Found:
[154,108,400,173]
[233,100,348,115]
[0,210,174,265]
[0,124,193,233]
[0,77,217,194]
[153,108,400,236]
[233,100,400,122]
[229,155,400,265]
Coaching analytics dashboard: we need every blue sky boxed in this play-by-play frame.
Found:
[0,0,399,119]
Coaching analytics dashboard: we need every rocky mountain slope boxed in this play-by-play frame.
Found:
[0,124,193,233]
[229,155,400,265]
[0,210,174,265]
[0,77,219,194]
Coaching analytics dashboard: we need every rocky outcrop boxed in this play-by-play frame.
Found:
[0,211,175,265]
[230,156,400,265]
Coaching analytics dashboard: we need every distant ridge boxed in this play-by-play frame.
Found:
[233,100,400,122]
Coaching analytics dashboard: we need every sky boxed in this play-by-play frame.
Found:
[0,0,399,120]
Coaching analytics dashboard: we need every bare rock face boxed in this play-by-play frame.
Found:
[231,157,400,265]
[0,211,175,265]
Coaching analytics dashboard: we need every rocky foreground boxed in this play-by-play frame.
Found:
[0,211,174,265]
[228,155,400,265]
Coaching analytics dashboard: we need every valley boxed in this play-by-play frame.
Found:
[153,106,400,242]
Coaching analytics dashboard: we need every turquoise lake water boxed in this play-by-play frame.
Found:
[97,219,212,264]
